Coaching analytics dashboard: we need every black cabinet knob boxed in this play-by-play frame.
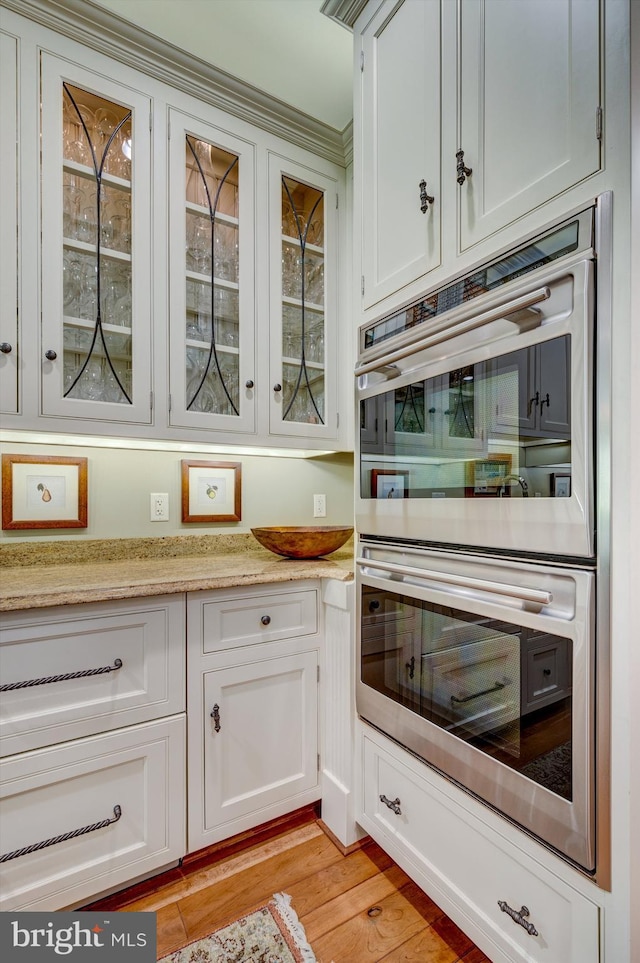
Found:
[245,380,254,389]
[0,342,12,354]
[273,383,282,392]
[261,615,271,626]
[44,349,57,361]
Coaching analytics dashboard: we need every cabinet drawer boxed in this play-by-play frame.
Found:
[195,587,318,654]
[0,716,185,910]
[362,730,599,963]
[0,596,186,755]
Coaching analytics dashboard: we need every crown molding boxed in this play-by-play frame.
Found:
[2,0,350,167]
[320,0,369,30]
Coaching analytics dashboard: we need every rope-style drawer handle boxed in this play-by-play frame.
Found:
[0,658,123,692]
[0,805,122,863]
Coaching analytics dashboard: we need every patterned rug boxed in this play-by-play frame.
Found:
[521,741,572,799]
[159,892,317,963]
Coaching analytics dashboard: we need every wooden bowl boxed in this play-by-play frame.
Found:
[251,525,353,559]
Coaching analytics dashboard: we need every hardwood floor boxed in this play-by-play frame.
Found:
[85,806,493,962]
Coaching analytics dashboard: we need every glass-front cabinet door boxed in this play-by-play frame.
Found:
[168,110,255,433]
[269,155,338,442]
[40,54,152,423]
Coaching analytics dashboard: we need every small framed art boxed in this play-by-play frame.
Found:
[371,468,409,499]
[551,473,571,498]
[1,454,88,529]
[181,460,242,522]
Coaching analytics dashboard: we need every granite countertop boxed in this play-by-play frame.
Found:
[0,534,354,612]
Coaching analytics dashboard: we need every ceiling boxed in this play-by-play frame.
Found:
[90,0,354,131]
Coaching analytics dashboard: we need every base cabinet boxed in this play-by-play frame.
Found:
[0,596,187,910]
[358,723,601,963]
[187,583,321,853]
[0,716,185,911]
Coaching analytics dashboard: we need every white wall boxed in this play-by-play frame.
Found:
[0,439,354,542]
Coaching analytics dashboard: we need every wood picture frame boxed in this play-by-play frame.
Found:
[181,460,242,522]
[1,454,88,529]
[465,454,513,497]
[371,468,409,499]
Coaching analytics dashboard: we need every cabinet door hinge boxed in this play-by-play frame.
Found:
[149,111,153,132]
[317,753,321,772]
[360,50,364,72]
[336,193,339,209]
[596,106,603,141]
[150,390,154,411]
[336,412,340,429]
[167,117,171,140]
[168,392,172,412]
[361,275,365,296]
[317,664,320,683]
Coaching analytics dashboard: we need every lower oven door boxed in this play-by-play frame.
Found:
[356,541,595,872]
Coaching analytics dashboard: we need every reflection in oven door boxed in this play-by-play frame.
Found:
[356,544,593,870]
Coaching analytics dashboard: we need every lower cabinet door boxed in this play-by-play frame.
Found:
[361,728,600,963]
[191,650,319,850]
[0,716,185,911]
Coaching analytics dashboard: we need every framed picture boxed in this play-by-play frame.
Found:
[1,454,88,530]
[181,460,242,522]
[371,469,409,499]
[551,473,571,498]
[465,454,512,497]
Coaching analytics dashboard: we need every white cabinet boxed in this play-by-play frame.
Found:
[0,595,186,756]
[357,0,601,313]
[459,0,601,251]
[269,155,340,444]
[168,109,256,434]
[0,596,186,910]
[40,53,153,424]
[187,583,321,852]
[0,31,19,415]
[0,717,185,911]
[360,0,441,309]
[1,7,349,450]
[359,723,601,963]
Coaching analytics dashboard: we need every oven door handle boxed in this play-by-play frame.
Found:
[355,286,551,378]
[356,557,553,608]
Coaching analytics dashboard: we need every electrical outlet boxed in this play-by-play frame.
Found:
[150,492,169,522]
[313,493,326,517]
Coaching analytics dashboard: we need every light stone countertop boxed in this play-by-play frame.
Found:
[0,534,354,612]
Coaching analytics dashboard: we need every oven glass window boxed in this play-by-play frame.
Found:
[361,586,573,799]
[360,335,571,500]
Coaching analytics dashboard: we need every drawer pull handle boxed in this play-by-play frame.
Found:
[498,901,539,937]
[0,658,123,692]
[379,794,402,815]
[261,615,271,626]
[0,805,122,863]
[451,680,506,705]
[211,703,221,732]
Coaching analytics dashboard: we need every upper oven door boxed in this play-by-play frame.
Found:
[356,254,595,561]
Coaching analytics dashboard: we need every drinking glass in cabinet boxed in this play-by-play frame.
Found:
[183,135,241,418]
[61,83,134,406]
[280,176,325,425]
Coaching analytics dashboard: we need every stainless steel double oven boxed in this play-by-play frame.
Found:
[355,195,611,877]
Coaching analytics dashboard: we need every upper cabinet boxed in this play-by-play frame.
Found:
[0,31,19,414]
[1,7,350,451]
[40,54,153,424]
[356,0,601,315]
[168,110,256,435]
[360,0,441,309]
[458,0,600,250]
[269,156,340,444]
